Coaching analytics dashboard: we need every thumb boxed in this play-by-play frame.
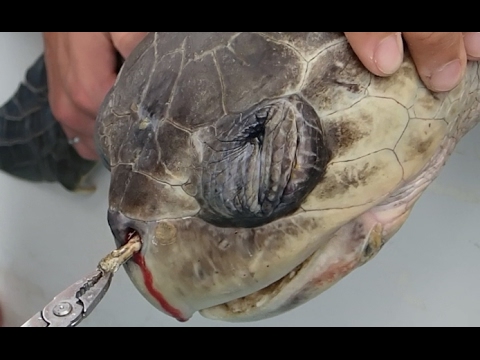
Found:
[109,32,149,58]
[344,32,404,76]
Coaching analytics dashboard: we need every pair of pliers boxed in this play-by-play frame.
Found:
[21,268,113,327]
[20,232,141,327]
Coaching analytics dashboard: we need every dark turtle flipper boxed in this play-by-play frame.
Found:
[0,55,97,192]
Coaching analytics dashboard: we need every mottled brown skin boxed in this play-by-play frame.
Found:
[96,32,480,321]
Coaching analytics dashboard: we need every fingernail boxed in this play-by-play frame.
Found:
[374,32,404,75]
[429,59,462,92]
[464,32,480,58]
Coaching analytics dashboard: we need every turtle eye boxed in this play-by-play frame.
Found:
[194,96,331,228]
[242,108,271,145]
[255,108,269,121]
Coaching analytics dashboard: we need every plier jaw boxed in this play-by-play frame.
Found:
[21,268,113,327]
[21,232,141,327]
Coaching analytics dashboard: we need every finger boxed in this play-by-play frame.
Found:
[344,32,404,76]
[64,32,118,117]
[109,32,149,58]
[47,87,96,137]
[74,140,99,161]
[61,124,99,161]
[402,32,467,92]
[47,73,98,160]
[463,32,480,60]
[51,104,96,138]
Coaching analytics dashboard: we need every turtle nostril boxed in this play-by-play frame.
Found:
[107,209,145,246]
[125,227,139,242]
[107,209,131,245]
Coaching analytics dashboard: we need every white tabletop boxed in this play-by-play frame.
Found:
[1,32,479,327]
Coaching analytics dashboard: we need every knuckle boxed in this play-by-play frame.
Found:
[49,95,75,124]
[111,32,147,55]
[67,80,96,114]
[110,32,131,50]
[412,32,438,43]
[408,32,460,49]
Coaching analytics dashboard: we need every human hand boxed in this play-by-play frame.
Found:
[42,32,148,160]
[344,32,480,93]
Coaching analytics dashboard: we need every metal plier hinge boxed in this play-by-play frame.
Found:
[21,268,112,327]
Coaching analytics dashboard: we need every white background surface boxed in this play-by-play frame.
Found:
[1,32,480,327]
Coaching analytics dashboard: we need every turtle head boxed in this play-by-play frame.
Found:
[94,32,399,322]
[97,84,336,321]
[95,32,449,322]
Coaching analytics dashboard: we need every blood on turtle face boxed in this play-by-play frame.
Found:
[95,32,480,322]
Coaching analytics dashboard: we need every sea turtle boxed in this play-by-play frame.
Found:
[97,32,480,322]
[2,32,480,323]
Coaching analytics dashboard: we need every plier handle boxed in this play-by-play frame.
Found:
[21,268,113,327]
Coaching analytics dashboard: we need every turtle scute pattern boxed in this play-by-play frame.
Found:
[96,32,480,320]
